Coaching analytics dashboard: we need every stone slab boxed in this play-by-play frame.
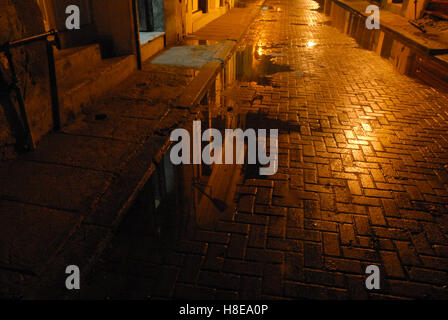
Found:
[25,133,138,173]
[63,116,157,143]
[0,160,112,212]
[0,200,81,275]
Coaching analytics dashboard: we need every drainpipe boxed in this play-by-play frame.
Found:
[415,0,417,20]
[46,32,61,131]
[132,0,143,70]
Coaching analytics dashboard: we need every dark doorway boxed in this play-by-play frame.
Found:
[137,0,165,32]
[137,0,166,45]
[192,0,207,13]
[199,0,208,12]
[138,0,154,32]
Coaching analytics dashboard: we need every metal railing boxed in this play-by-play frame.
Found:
[0,29,61,151]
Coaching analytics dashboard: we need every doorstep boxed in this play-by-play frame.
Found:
[55,42,137,127]
[58,55,137,126]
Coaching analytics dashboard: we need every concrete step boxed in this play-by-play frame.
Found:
[55,44,103,85]
[140,32,165,62]
[58,55,137,125]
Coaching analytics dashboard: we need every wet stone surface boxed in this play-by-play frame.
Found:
[75,0,448,299]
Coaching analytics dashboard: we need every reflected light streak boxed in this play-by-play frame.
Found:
[256,40,266,56]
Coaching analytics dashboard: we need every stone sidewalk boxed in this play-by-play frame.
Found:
[75,0,448,300]
[0,0,264,299]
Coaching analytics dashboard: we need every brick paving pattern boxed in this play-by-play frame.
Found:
[78,0,448,299]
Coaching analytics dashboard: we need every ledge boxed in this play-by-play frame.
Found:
[332,0,448,54]
[141,34,165,62]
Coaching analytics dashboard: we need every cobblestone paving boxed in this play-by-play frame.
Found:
[79,0,448,299]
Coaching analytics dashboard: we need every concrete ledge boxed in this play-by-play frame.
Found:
[172,40,237,110]
[141,34,165,62]
[174,60,223,110]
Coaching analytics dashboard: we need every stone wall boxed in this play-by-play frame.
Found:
[0,0,52,160]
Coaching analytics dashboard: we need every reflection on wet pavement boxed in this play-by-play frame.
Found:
[236,45,294,86]
[78,0,448,300]
[79,29,298,298]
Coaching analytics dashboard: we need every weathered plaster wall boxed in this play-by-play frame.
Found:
[92,0,136,55]
[0,0,52,159]
[185,0,232,34]
[402,0,429,19]
[164,0,186,45]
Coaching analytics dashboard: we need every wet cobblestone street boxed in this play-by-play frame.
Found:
[79,0,448,299]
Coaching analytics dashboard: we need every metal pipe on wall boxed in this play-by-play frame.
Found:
[132,0,143,70]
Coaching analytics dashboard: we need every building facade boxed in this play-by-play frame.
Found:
[0,0,234,160]
[380,0,429,19]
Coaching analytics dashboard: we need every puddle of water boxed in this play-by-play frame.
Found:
[123,40,298,238]
[83,9,311,297]
[291,21,331,26]
[130,0,443,247]
[235,44,293,85]
[183,39,220,46]
[328,4,415,75]
[110,0,447,259]
[83,1,448,297]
